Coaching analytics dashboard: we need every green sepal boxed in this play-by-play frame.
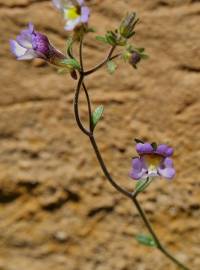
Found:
[107,61,117,74]
[135,180,148,193]
[136,234,157,247]
[151,142,157,151]
[92,105,104,130]
[61,58,81,70]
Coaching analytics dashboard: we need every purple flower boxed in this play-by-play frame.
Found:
[52,0,90,31]
[130,142,175,180]
[10,23,70,68]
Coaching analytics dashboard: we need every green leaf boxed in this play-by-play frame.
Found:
[136,234,157,247]
[105,33,116,46]
[61,58,81,70]
[107,61,117,74]
[92,105,104,129]
[96,35,108,44]
[140,53,149,59]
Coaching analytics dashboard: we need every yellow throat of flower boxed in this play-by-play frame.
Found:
[64,7,79,20]
[143,154,162,170]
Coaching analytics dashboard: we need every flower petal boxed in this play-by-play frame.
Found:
[130,157,147,180]
[81,6,90,23]
[16,34,33,49]
[64,17,81,30]
[52,0,62,9]
[156,144,168,156]
[165,147,174,157]
[158,158,175,179]
[10,40,27,58]
[136,143,153,155]
[17,49,37,60]
[77,0,84,5]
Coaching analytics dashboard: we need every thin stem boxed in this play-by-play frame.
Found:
[79,36,84,71]
[89,135,133,199]
[82,82,93,131]
[74,74,90,136]
[84,46,120,76]
[133,197,190,270]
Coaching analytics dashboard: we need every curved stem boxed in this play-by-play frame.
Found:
[133,197,190,270]
[82,82,93,131]
[74,74,90,136]
[79,36,84,71]
[84,46,119,76]
[89,135,133,199]
[73,37,190,270]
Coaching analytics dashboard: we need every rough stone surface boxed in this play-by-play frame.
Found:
[0,0,200,269]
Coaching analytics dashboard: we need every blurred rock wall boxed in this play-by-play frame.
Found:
[0,0,200,269]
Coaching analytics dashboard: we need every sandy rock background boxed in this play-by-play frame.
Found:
[0,0,200,269]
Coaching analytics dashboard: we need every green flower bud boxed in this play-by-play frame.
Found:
[119,12,139,39]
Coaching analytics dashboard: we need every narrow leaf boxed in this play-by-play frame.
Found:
[96,35,108,44]
[92,105,104,129]
[107,61,117,74]
[136,234,157,247]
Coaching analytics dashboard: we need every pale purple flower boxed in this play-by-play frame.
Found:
[10,23,68,68]
[52,0,90,31]
[130,142,175,180]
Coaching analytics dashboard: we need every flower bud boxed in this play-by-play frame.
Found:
[129,51,141,68]
[119,12,139,39]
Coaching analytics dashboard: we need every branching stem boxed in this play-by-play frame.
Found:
[72,38,191,270]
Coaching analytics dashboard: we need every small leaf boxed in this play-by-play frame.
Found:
[96,35,108,44]
[140,53,149,59]
[107,61,117,74]
[136,234,157,247]
[92,105,104,129]
[134,138,144,144]
[137,47,145,53]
